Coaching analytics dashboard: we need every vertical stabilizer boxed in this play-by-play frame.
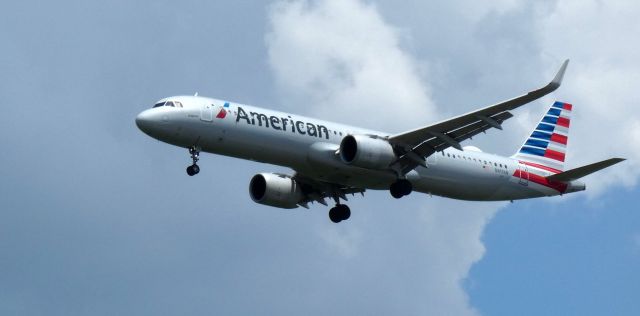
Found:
[513,101,573,172]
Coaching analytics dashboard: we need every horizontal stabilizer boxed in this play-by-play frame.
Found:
[546,158,625,182]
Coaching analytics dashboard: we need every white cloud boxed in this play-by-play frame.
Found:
[265,0,640,314]
[534,0,640,195]
[266,0,437,133]
[266,1,506,315]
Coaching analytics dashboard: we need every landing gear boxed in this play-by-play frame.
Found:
[328,204,351,223]
[186,146,200,176]
[186,164,200,176]
[390,179,412,199]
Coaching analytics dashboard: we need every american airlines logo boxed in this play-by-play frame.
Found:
[235,106,330,139]
[216,102,230,119]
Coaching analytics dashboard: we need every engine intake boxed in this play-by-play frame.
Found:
[249,173,304,209]
[339,135,397,169]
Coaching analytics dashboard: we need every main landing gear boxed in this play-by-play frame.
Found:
[328,204,351,223]
[186,146,200,176]
[390,179,412,199]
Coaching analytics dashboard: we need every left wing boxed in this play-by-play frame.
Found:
[292,173,365,208]
[388,59,569,174]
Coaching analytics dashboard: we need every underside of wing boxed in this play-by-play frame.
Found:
[293,173,366,209]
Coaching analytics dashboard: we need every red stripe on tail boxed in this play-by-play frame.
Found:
[520,161,562,174]
[544,149,566,162]
[550,133,568,145]
[512,170,568,193]
[557,117,570,128]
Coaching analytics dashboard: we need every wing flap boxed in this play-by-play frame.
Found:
[393,111,513,173]
[292,173,366,207]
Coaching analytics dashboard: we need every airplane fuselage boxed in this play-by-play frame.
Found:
[136,95,585,202]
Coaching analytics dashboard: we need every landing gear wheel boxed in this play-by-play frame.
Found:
[338,204,351,220]
[329,207,342,223]
[399,179,413,196]
[186,164,200,176]
[328,204,351,223]
[186,146,201,176]
[390,179,413,198]
[390,182,404,199]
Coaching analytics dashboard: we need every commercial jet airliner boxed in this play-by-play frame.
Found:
[136,60,624,223]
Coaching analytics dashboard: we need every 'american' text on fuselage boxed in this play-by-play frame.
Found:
[235,106,329,139]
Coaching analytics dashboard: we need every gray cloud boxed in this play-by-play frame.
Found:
[1,1,637,315]
[266,1,508,314]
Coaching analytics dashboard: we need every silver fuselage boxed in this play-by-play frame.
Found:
[136,96,585,201]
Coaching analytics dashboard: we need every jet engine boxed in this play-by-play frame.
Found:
[339,135,397,169]
[249,173,304,209]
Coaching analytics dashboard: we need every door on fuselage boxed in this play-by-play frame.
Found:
[517,163,529,186]
[200,102,213,122]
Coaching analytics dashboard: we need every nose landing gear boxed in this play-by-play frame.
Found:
[186,146,200,176]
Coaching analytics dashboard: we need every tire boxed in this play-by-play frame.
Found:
[400,180,412,196]
[390,182,404,199]
[191,164,200,175]
[186,165,195,176]
[339,205,351,220]
[329,207,342,223]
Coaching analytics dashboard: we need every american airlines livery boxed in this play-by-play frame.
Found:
[136,60,624,223]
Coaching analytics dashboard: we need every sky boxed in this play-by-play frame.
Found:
[0,0,639,315]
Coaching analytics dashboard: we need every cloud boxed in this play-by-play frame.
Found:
[533,0,640,195]
[266,0,437,133]
[266,1,507,314]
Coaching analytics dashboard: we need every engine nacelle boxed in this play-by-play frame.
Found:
[249,173,304,209]
[339,135,397,169]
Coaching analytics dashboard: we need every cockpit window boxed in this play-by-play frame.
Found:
[153,100,182,108]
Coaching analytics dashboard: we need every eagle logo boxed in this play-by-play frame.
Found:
[216,102,230,119]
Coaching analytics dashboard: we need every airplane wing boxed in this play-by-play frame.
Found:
[291,173,365,209]
[388,59,569,174]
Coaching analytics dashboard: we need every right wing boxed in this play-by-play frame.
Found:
[388,59,570,174]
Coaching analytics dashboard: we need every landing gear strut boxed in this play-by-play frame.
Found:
[390,179,412,199]
[329,204,351,223]
[186,146,200,176]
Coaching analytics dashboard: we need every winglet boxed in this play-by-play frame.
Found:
[548,59,570,91]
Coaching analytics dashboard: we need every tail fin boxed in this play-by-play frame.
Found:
[513,101,573,172]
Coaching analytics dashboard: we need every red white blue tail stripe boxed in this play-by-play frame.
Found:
[514,101,572,172]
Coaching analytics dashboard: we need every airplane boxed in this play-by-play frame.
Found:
[136,60,624,223]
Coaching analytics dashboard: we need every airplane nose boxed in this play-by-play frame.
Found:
[135,110,154,133]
